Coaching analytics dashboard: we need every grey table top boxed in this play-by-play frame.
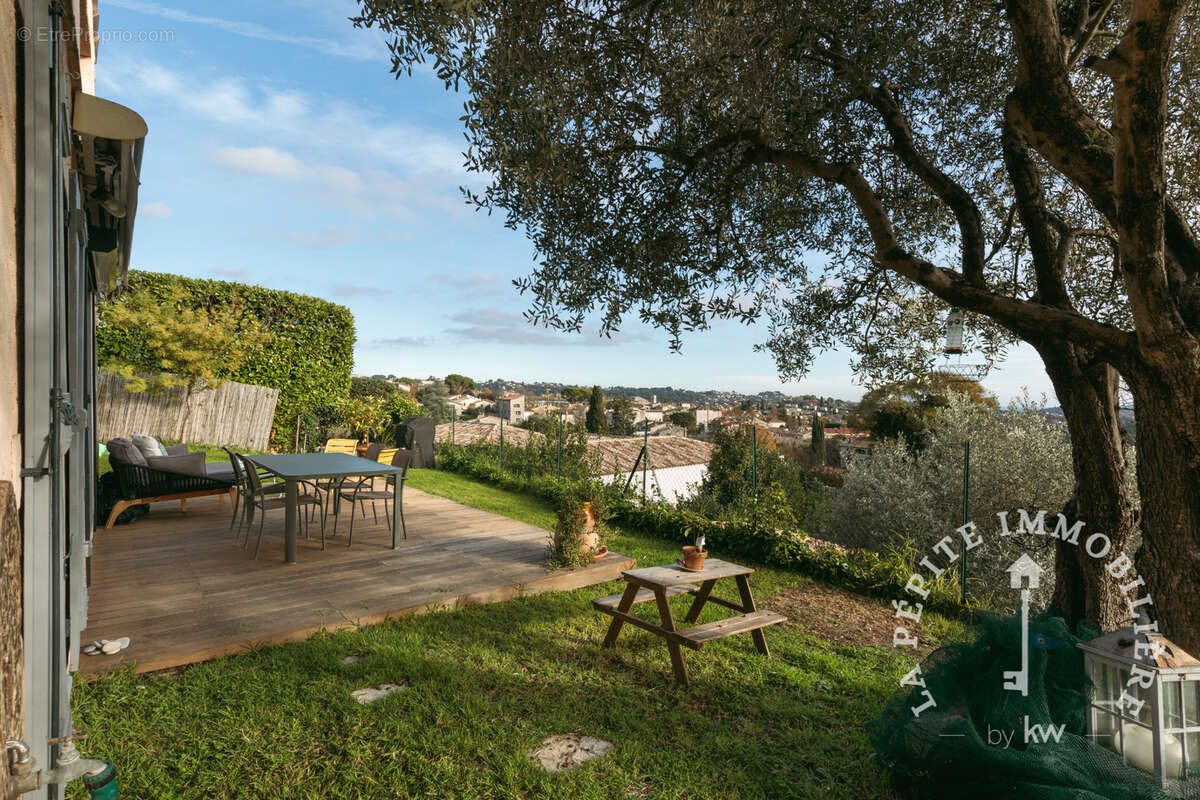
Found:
[245,452,401,480]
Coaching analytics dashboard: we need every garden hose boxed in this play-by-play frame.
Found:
[82,761,119,800]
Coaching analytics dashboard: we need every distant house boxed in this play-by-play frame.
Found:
[496,393,526,421]
[840,434,878,460]
[693,408,723,426]
[590,435,714,504]
[638,409,665,424]
[447,393,488,417]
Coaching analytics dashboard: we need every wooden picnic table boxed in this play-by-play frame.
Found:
[592,558,785,686]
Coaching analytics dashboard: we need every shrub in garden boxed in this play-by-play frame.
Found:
[444,422,599,483]
[818,393,1110,608]
[350,376,399,399]
[689,425,822,525]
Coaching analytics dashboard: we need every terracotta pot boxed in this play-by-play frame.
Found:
[356,441,369,458]
[590,546,610,562]
[681,545,708,571]
[553,501,601,557]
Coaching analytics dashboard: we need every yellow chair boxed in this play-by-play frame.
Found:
[316,438,360,500]
[376,448,399,464]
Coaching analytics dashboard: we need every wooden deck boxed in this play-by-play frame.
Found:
[79,489,634,675]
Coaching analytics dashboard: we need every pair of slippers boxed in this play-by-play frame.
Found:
[83,637,130,656]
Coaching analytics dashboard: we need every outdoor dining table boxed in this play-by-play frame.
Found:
[244,453,405,564]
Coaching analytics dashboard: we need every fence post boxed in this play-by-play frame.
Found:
[557,410,563,479]
[752,424,758,494]
[961,439,970,605]
[642,420,649,501]
[499,416,505,472]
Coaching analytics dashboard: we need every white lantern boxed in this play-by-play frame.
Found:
[1078,627,1200,789]
[944,307,964,355]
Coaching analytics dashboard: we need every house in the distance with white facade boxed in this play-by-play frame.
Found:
[590,435,714,504]
[447,394,489,417]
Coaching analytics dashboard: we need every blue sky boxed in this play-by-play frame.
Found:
[96,0,1056,404]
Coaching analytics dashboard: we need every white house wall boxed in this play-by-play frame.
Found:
[602,463,708,505]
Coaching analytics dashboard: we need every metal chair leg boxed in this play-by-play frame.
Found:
[347,492,357,547]
[319,499,327,550]
[234,493,247,540]
[253,508,267,558]
[229,489,240,531]
[398,486,407,540]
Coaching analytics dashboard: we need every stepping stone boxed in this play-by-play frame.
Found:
[340,655,363,665]
[529,733,613,773]
[351,683,407,704]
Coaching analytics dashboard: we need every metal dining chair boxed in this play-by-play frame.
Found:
[334,449,411,547]
[223,446,285,538]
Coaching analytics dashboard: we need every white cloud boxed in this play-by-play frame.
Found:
[104,0,388,63]
[139,201,172,219]
[100,58,467,177]
[282,226,360,249]
[208,145,466,220]
[212,146,307,179]
[430,272,505,294]
[443,309,650,347]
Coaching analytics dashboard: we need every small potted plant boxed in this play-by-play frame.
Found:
[681,534,707,570]
[549,481,609,568]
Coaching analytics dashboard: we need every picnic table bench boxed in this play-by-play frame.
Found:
[592,558,785,685]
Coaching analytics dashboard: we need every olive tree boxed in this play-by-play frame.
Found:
[823,393,1096,608]
[354,0,1200,648]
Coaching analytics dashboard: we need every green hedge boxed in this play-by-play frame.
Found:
[97,270,355,450]
[435,443,965,616]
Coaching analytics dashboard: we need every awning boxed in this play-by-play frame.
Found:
[72,92,148,294]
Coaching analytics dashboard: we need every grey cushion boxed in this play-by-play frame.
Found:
[204,462,235,479]
[146,452,207,477]
[164,443,190,456]
[132,433,167,460]
[106,438,147,467]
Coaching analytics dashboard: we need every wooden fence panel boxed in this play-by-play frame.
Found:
[97,371,279,450]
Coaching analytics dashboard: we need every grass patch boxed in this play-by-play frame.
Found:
[406,467,560,531]
[72,469,965,800]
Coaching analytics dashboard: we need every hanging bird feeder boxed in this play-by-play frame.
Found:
[944,307,965,355]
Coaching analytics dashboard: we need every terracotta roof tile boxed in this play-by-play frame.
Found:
[588,435,713,473]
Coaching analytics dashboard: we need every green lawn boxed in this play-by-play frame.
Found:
[71,469,959,799]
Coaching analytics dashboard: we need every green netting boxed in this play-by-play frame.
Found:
[869,614,1198,799]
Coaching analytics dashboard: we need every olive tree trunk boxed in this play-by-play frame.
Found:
[1125,352,1200,655]
[1034,342,1137,631]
